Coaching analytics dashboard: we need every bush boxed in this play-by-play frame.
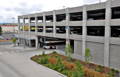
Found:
[48,57,57,64]
[46,57,65,72]
[52,51,57,54]
[75,61,84,77]
[71,71,84,77]
[12,37,17,46]
[85,48,92,62]
[84,67,108,77]
[37,56,49,64]
[65,43,73,61]
[63,61,76,70]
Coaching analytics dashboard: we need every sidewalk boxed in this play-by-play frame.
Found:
[0,53,66,77]
[0,45,66,77]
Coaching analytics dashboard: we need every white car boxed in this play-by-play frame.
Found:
[43,45,56,49]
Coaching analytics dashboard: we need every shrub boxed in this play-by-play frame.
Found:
[85,48,92,62]
[52,51,57,54]
[71,71,84,77]
[108,68,118,77]
[48,57,57,64]
[12,37,17,46]
[65,43,73,61]
[84,67,108,77]
[53,62,65,72]
[63,61,76,70]
[73,61,84,77]
[38,56,49,64]
[95,65,104,73]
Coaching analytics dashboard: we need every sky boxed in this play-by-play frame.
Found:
[0,0,106,23]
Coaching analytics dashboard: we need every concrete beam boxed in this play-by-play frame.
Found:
[35,37,38,49]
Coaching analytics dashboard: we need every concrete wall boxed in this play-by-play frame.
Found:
[110,44,120,70]
[74,40,82,55]
[56,45,65,51]
[86,42,104,65]
[73,40,83,60]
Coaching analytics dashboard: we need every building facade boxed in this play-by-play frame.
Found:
[0,24,18,33]
[18,0,120,70]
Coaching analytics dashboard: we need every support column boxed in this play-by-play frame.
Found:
[53,10,56,37]
[65,8,70,45]
[18,17,20,45]
[23,17,25,33]
[35,37,38,48]
[28,16,31,47]
[82,5,87,61]
[35,15,38,34]
[43,13,46,35]
[35,15,38,48]
[104,0,111,67]
[28,17,31,33]
[23,17,26,48]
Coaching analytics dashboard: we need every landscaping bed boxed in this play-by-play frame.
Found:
[0,40,11,42]
[31,51,119,77]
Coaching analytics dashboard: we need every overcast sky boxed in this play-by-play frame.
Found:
[0,0,106,23]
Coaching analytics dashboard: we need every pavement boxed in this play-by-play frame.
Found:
[0,44,66,77]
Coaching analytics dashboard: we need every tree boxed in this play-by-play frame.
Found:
[0,26,2,35]
[12,38,17,46]
[65,43,73,61]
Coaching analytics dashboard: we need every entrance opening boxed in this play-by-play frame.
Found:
[70,40,74,53]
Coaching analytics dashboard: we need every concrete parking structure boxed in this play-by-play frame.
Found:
[18,0,120,70]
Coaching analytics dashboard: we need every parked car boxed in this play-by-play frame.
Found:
[43,45,56,49]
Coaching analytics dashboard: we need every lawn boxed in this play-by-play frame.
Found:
[31,51,119,77]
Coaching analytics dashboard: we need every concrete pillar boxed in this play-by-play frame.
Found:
[23,17,26,48]
[104,0,111,67]
[18,17,20,45]
[35,16,38,48]
[23,17,25,33]
[35,16,38,34]
[35,37,38,48]
[28,16,31,47]
[18,17,20,34]
[28,17,31,33]
[29,39,31,47]
[43,13,46,35]
[65,8,70,46]
[66,8,70,40]
[82,5,87,61]
[53,10,56,37]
